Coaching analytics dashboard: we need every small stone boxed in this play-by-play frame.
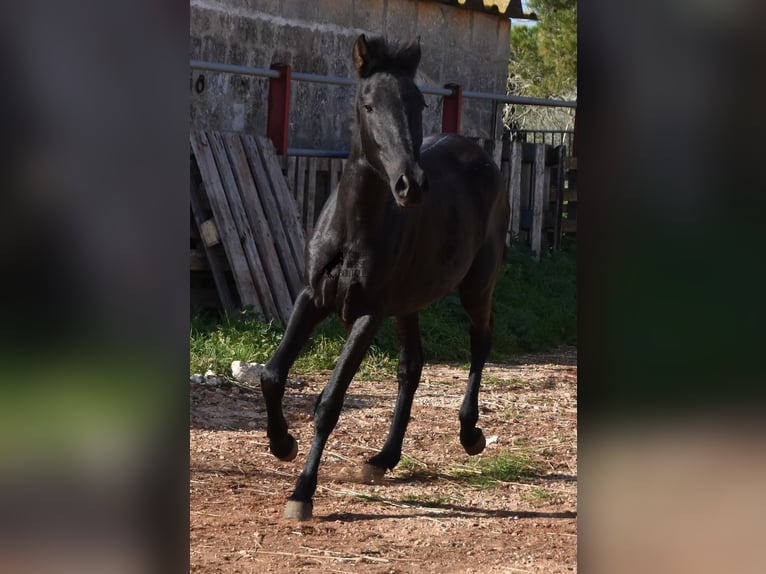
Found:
[190,374,205,385]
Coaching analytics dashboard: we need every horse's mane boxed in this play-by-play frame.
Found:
[355,36,421,79]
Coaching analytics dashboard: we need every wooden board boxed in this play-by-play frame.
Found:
[255,135,307,279]
[206,131,281,320]
[189,165,237,314]
[221,132,294,322]
[507,140,523,243]
[306,156,318,237]
[242,135,306,299]
[190,131,263,315]
[530,143,546,260]
[190,130,310,322]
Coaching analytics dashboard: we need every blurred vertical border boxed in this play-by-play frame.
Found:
[0,1,189,573]
[579,0,766,572]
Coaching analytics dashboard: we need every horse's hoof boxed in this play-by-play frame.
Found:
[463,429,486,455]
[284,499,313,521]
[360,463,386,484]
[271,434,298,461]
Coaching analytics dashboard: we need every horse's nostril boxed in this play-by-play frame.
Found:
[395,174,409,196]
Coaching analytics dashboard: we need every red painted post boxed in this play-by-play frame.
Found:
[267,63,291,156]
[441,83,462,134]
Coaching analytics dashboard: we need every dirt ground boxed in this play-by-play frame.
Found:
[190,347,577,573]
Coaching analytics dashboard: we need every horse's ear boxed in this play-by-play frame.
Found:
[353,34,370,78]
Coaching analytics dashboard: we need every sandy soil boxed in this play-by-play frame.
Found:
[190,347,577,573]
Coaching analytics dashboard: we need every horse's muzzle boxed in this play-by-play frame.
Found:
[393,165,426,207]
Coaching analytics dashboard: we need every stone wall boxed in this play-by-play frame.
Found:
[190,0,511,150]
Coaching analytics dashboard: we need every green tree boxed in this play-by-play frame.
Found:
[506,0,577,132]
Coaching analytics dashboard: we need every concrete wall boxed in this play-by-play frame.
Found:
[190,0,511,150]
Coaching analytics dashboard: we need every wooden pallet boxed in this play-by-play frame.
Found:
[190,130,306,324]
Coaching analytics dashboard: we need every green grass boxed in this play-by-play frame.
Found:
[451,450,541,489]
[399,493,454,507]
[522,486,554,506]
[190,239,575,376]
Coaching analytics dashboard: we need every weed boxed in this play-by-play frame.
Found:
[397,454,421,471]
[522,486,555,506]
[400,493,453,507]
[452,450,541,489]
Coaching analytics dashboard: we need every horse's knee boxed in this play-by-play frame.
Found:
[260,365,285,399]
[313,393,343,436]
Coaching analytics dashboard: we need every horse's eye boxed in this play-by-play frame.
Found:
[363,104,373,113]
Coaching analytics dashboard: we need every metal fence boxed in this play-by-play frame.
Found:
[512,130,575,155]
[189,59,577,157]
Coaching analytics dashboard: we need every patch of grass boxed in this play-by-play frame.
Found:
[400,493,453,507]
[522,486,555,506]
[482,375,532,389]
[452,450,541,489]
[353,492,385,504]
[190,239,575,374]
[492,239,577,356]
[397,454,422,471]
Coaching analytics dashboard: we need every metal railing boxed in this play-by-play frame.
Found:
[189,59,577,156]
[513,129,575,154]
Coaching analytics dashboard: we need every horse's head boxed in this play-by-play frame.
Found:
[353,34,427,207]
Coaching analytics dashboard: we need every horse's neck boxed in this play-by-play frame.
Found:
[338,151,391,241]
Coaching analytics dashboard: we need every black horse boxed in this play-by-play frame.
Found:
[260,35,510,520]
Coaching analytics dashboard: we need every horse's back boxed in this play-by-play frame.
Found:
[420,133,506,231]
[421,134,502,198]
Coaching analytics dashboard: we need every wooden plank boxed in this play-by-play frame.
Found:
[306,156,318,238]
[530,143,546,260]
[329,158,340,197]
[205,131,281,320]
[241,135,306,300]
[222,132,295,323]
[553,145,566,250]
[190,132,261,314]
[295,156,306,226]
[285,155,297,203]
[492,138,503,168]
[507,140,522,244]
[189,166,237,314]
[255,135,307,273]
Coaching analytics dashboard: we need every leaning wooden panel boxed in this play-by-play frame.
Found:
[206,131,281,320]
[295,156,307,226]
[255,135,307,276]
[285,155,297,203]
[190,160,237,314]
[241,135,306,300]
[189,131,263,315]
[306,156,318,238]
[222,132,295,323]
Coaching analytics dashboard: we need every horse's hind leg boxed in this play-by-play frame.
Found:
[363,313,423,482]
[459,315,492,455]
[261,288,329,461]
[458,246,503,455]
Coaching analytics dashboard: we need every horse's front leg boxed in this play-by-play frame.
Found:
[284,313,384,520]
[362,313,423,482]
[261,288,330,461]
